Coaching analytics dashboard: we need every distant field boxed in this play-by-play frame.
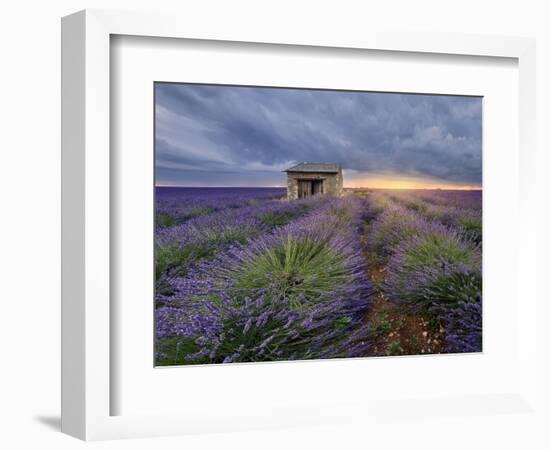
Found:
[154,187,482,365]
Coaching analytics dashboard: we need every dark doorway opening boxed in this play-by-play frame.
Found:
[298,179,324,198]
[312,180,323,195]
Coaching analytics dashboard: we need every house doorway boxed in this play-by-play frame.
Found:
[298,179,324,198]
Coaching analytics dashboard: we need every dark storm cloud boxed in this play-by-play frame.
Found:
[155,83,482,187]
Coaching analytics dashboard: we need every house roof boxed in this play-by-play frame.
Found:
[284,162,341,173]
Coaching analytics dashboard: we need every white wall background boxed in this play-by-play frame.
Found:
[0,1,548,449]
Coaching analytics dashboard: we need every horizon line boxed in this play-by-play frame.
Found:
[155,184,482,191]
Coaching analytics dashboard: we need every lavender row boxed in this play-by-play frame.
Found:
[156,186,286,227]
[402,189,482,211]
[366,196,430,263]
[387,191,482,245]
[155,195,329,287]
[155,196,346,305]
[365,192,482,353]
[155,195,374,365]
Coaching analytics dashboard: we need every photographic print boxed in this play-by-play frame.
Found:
[154,83,482,366]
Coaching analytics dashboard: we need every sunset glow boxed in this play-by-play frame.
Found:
[344,178,481,191]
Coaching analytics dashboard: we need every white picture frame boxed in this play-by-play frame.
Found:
[61,9,538,441]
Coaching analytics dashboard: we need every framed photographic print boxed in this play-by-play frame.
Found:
[153,82,483,367]
[61,9,538,441]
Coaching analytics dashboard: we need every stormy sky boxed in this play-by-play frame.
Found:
[155,83,482,189]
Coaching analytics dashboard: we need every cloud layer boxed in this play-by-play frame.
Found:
[155,83,482,188]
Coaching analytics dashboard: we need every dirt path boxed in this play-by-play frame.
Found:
[361,234,447,357]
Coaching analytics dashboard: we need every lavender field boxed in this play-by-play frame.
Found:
[154,187,482,365]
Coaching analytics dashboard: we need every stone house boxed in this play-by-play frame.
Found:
[284,162,343,200]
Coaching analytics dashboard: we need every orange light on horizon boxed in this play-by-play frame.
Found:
[343,177,481,191]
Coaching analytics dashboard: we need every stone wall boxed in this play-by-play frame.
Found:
[286,171,343,199]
